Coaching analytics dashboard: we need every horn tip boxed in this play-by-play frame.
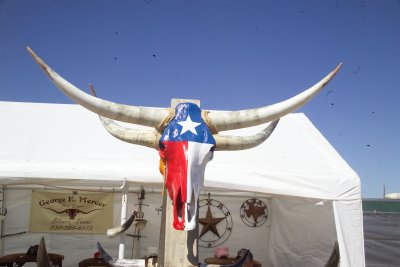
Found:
[26,47,54,78]
[325,63,343,84]
[26,46,35,57]
[334,63,343,73]
[89,83,97,97]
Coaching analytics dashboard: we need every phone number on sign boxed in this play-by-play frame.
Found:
[50,225,93,231]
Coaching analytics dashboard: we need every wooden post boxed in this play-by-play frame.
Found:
[158,191,198,267]
[158,99,200,267]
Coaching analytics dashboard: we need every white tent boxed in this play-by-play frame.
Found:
[0,101,365,266]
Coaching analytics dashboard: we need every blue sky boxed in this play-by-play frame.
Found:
[0,0,399,197]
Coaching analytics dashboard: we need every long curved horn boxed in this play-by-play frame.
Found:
[37,237,53,267]
[97,242,143,267]
[89,84,159,149]
[77,209,101,215]
[96,242,114,264]
[107,211,137,238]
[204,63,342,132]
[98,116,159,149]
[27,47,170,128]
[43,208,68,214]
[214,119,279,151]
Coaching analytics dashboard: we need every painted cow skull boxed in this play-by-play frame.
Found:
[27,47,341,231]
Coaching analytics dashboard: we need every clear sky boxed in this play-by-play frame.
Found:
[0,0,399,198]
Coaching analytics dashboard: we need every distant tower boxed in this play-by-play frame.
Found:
[383,185,386,199]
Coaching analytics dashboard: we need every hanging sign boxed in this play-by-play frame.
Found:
[30,191,113,234]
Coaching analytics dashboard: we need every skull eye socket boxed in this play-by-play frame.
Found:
[159,141,166,150]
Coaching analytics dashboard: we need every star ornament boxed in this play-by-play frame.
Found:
[177,115,201,135]
[199,205,226,238]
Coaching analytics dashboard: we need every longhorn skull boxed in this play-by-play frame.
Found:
[44,207,100,220]
[27,47,341,231]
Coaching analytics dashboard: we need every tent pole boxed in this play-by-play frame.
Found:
[119,179,128,259]
[0,186,5,256]
[134,186,145,259]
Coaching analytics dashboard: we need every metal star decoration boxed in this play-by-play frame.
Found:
[199,204,226,238]
[199,195,233,248]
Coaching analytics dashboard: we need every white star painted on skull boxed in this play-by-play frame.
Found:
[178,115,201,135]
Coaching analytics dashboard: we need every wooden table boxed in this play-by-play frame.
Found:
[79,257,108,267]
[204,257,261,267]
[79,257,152,267]
[0,253,64,267]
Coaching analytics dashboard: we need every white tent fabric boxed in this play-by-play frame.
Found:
[0,101,365,266]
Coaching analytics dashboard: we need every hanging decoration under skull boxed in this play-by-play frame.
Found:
[27,47,341,231]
